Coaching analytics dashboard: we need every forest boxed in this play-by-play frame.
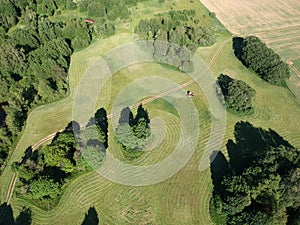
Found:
[0,0,92,174]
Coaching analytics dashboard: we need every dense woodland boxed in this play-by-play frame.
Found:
[0,0,148,173]
[217,74,256,114]
[233,36,290,86]
[0,0,93,173]
[211,122,300,225]
[12,123,82,209]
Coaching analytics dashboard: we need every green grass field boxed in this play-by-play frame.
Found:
[1,0,300,224]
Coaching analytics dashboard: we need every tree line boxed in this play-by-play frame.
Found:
[210,121,300,225]
[233,36,290,86]
[135,9,215,49]
[134,9,217,72]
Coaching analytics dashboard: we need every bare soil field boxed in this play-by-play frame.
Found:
[200,0,300,100]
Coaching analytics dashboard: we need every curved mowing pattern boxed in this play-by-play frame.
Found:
[6,33,300,225]
[72,40,226,186]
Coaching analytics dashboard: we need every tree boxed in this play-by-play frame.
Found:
[36,0,57,16]
[217,74,256,114]
[115,123,142,151]
[133,118,151,139]
[44,38,72,61]
[43,129,78,173]
[37,18,57,44]
[10,28,40,51]
[43,145,75,173]
[80,125,106,149]
[0,0,19,31]
[0,44,26,75]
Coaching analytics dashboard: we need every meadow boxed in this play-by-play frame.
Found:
[0,0,300,224]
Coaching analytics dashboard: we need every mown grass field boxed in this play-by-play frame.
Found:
[1,0,300,224]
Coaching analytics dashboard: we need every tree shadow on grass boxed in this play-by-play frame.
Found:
[210,121,293,191]
[95,108,108,132]
[217,73,234,96]
[0,203,14,225]
[210,150,229,194]
[227,121,292,173]
[20,146,32,164]
[118,107,134,125]
[232,36,244,60]
[0,203,32,225]
[15,207,32,225]
[81,207,99,225]
[87,108,109,148]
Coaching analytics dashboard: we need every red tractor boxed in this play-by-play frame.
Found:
[187,90,194,97]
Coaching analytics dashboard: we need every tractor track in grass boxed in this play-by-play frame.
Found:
[290,64,300,77]
[4,38,230,209]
